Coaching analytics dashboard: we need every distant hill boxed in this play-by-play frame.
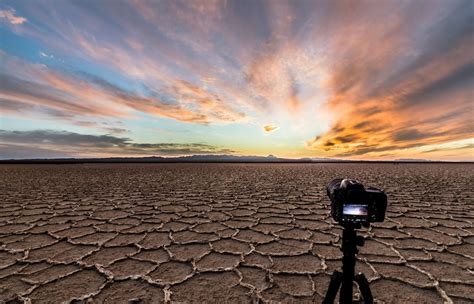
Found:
[0,154,471,164]
[0,154,336,164]
[394,158,431,162]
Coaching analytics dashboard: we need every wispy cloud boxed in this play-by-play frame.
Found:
[0,8,26,25]
[39,51,53,58]
[0,52,245,125]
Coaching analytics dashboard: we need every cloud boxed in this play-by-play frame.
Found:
[333,134,360,144]
[39,51,53,58]
[2,0,473,159]
[0,129,126,147]
[0,73,104,116]
[263,125,279,133]
[304,0,474,158]
[0,129,235,158]
[0,144,72,159]
[103,127,128,135]
[400,63,474,106]
[9,0,323,123]
[0,8,26,25]
[392,129,438,142]
[421,143,474,154]
[0,53,245,125]
[165,79,246,122]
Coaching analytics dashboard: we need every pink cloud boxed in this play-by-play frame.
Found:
[0,9,27,25]
[1,52,246,126]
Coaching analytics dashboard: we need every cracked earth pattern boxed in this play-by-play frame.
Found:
[0,163,473,303]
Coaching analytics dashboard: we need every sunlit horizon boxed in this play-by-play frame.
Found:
[1,0,473,161]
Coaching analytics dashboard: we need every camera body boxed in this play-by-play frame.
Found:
[327,178,387,225]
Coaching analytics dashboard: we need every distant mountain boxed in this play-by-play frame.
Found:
[0,154,470,164]
[394,158,431,162]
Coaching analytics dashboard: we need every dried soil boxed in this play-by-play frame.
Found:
[1,163,473,303]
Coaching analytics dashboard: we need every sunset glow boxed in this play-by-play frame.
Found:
[1,0,473,160]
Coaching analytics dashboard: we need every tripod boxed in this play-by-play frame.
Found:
[323,224,373,304]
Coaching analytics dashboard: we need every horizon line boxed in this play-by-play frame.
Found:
[1,154,472,164]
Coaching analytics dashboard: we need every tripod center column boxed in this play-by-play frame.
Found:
[339,227,358,303]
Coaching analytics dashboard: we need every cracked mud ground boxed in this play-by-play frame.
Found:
[0,164,473,303]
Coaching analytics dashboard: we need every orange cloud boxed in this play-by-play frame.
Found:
[304,2,474,159]
[263,125,279,133]
[168,80,246,123]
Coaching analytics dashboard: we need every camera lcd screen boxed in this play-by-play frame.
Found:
[343,204,368,216]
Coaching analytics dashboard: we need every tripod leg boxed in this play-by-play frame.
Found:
[323,271,343,304]
[354,273,373,304]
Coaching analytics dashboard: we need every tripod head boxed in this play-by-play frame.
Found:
[340,223,365,250]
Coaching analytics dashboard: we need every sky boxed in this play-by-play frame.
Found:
[0,0,473,160]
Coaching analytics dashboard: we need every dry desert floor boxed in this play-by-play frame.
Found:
[0,163,473,303]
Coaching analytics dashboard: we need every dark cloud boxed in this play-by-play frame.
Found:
[353,107,383,118]
[418,108,469,126]
[392,128,447,142]
[402,63,474,106]
[332,124,346,133]
[103,127,128,135]
[334,134,360,144]
[369,0,474,99]
[0,97,33,112]
[353,121,371,130]
[411,0,473,68]
[0,144,72,159]
[0,129,235,158]
[334,143,421,157]
[323,140,335,147]
[0,130,127,147]
[392,129,427,142]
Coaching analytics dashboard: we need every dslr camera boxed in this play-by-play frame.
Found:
[327,178,387,225]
